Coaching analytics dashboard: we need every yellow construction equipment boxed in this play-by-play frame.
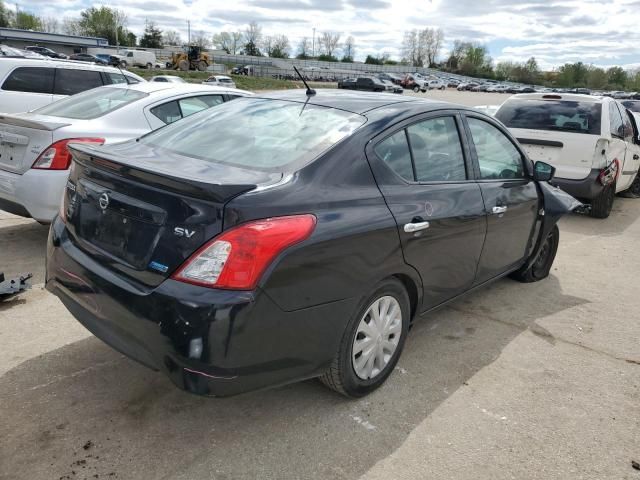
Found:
[166,45,210,71]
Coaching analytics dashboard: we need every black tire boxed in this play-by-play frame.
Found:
[590,182,615,218]
[510,225,559,283]
[319,278,410,398]
[413,85,420,93]
[146,62,153,69]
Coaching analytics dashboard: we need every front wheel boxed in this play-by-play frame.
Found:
[590,182,615,218]
[197,60,207,71]
[319,278,410,397]
[413,85,420,93]
[510,225,559,283]
[146,62,153,69]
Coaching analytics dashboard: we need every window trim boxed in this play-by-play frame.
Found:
[369,110,476,186]
[461,112,533,183]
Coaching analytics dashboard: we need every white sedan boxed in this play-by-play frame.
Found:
[203,75,236,88]
[0,82,251,222]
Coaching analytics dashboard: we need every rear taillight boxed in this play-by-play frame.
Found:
[172,214,317,290]
[32,138,104,170]
[598,159,619,186]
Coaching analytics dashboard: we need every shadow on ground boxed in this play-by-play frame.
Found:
[0,275,588,480]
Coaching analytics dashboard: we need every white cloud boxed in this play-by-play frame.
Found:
[17,0,640,68]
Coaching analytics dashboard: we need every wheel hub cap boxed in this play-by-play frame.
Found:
[352,296,402,380]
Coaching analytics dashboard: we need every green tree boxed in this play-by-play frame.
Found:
[77,6,128,45]
[364,55,383,65]
[0,0,12,28]
[557,62,589,87]
[606,66,627,88]
[14,11,42,30]
[586,67,607,89]
[125,32,137,47]
[139,21,162,48]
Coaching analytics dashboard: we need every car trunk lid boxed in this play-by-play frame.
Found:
[0,113,66,174]
[510,128,600,180]
[64,143,280,287]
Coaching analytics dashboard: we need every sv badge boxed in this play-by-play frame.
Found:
[174,227,196,238]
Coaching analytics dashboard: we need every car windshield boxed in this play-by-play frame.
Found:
[622,100,640,112]
[35,87,148,119]
[496,99,602,135]
[140,97,366,171]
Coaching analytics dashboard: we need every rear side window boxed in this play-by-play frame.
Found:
[141,98,365,171]
[104,72,127,85]
[151,101,182,124]
[179,95,224,117]
[609,102,624,138]
[54,69,104,95]
[496,99,602,135]
[2,67,54,94]
[621,100,640,113]
[408,117,466,182]
[374,130,414,181]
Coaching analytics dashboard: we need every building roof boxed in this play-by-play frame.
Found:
[0,27,109,47]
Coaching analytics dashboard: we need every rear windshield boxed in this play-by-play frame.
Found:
[140,97,366,171]
[35,86,148,119]
[621,100,640,113]
[496,99,602,135]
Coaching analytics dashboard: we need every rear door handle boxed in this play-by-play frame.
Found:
[492,206,508,215]
[404,221,430,233]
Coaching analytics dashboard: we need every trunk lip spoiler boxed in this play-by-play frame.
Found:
[0,113,71,131]
[69,143,260,204]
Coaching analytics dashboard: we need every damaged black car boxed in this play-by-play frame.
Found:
[45,90,579,398]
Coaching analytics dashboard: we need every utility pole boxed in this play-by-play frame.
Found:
[187,20,191,45]
[312,27,315,57]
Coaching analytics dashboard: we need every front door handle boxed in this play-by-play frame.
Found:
[404,221,430,233]
[492,206,508,215]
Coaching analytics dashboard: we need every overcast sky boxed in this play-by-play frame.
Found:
[16,0,640,70]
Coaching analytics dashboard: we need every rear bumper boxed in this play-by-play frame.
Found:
[0,168,68,223]
[45,218,354,397]
[551,169,603,201]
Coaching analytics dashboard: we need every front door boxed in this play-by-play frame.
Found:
[463,115,540,283]
[367,113,486,311]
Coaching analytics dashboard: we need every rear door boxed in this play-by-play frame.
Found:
[53,68,105,100]
[615,103,640,191]
[607,100,628,192]
[462,114,540,283]
[366,111,486,311]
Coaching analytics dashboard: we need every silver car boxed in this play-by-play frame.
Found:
[0,82,252,222]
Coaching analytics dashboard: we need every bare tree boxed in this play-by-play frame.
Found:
[402,29,420,66]
[271,34,290,58]
[163,29,182,46]
[262,35,273,56]
[191,31,211,49]
[213,32,232,52]
[41,17,60,33]
[319,31,341,58]
[297,37,311,58]
[426,28,444,66]
[62,17,80,36]
[231,31,242,54]
[244,21,262,46]
[342,35,355,60]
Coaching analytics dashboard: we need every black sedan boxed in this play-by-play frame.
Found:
[46,90,578,398]
[338,76,387,92]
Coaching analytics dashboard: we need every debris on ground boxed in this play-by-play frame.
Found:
[632,460,640,470]
[0,272,32,300]
[83,440,93,450]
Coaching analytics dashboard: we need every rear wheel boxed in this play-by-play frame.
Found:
[146,62,153,69]
[590,183,615,218]
[413,85,420,93]
[319,278,410,397]
[510,225,559,283]
[119,60,128,68]
[197,60,207,71]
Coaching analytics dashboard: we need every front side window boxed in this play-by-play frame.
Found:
[2,67,54,94]
[36,87,148,119]
[408,117,466,182]
[54,69,103,96]
[468,118,525,180]
[141,98,365,171]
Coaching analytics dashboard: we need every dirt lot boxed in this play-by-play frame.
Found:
[0,90,639,480]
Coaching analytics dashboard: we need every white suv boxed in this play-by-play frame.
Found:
[0,57,145,114]
[496,93,640,218]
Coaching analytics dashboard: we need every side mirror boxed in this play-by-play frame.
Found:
[534,161,555,182]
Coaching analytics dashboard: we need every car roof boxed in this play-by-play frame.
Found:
[0,56,142,76]
[106,81,252,97]
[255,89,441,114]
[510,93,607,103]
